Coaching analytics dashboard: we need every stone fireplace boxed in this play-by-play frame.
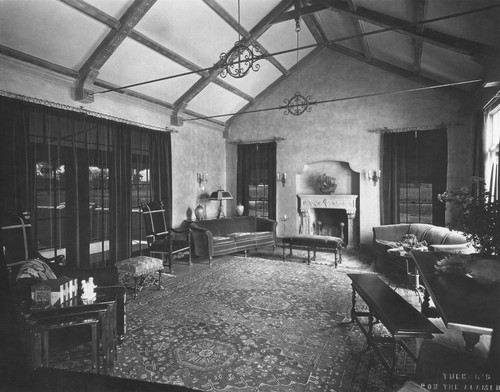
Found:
[297,194,358,248]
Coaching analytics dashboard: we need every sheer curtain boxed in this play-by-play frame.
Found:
[237,142,276,220]
[0,96,171,268]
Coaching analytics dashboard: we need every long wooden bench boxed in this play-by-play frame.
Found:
[347,273,442,383]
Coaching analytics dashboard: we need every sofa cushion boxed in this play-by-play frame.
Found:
[232,217,256,233]
[374,239,400,249]
[212,236,237,255]
[254,231,274,241]
[228,232,257,248]
[442,230,468,245]
[408,223,433,242]
[422,226,454,245]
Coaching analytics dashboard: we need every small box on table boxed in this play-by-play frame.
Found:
[31,276,78,308]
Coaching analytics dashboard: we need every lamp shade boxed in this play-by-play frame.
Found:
[209,190,233,201]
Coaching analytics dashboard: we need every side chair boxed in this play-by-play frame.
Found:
[140,201,192,273]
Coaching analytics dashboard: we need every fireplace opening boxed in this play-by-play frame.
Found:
[310,208,348,244]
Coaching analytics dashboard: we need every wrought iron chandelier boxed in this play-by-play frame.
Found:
[280,12,316,116]
[219,0,261,79]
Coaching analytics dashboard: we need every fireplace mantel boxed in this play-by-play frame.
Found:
[297,194,358,216]
[297,194,359,248]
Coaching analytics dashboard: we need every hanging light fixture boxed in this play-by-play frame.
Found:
[280,7,316,116]
[219,0,261,79]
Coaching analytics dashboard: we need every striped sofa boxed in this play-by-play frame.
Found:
[189,217,277,263]
[373,223,471,272]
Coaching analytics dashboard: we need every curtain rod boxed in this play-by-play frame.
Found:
[228,137,285,144]
[0,89,176,133]
[367,122,462,133]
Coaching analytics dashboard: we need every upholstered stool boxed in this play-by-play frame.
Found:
[116,256,163,299]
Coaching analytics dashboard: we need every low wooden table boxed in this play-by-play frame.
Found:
[348,273,442,382]
[411,250,499,351]
[281,235,344,267]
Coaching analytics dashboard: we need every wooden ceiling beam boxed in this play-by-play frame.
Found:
[302,14,327,44]
[326,43,469,99]
[130,30,255,103]
[320,0,495,58]
[67,0,255,105]
[301,0,328,44]
[75,0,157,102]
[59,0,120,29]
[171,0,294,125]
[412,0,428,75]
[202,0,288,76]
[346,0,371,61]
[273,3,330,23]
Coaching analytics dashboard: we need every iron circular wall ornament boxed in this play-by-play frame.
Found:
[219,41,261,79]
[280,92,317,116]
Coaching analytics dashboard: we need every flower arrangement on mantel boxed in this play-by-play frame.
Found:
[317,173,337,194]
[438,177,500,257]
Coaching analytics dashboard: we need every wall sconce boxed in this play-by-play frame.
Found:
[277,172,287,187]
[366,170,381,185]
[197,172,208,190]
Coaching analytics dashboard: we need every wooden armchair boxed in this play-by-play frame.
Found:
[141,201,191,273]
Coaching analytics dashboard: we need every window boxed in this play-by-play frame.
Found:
[399,182,433,224]
[131,166,151,254]
[485,106,500,201]
[35,161,65,254]
[248,182,269,218]
[237,142,277,220]
[382,129,447,225]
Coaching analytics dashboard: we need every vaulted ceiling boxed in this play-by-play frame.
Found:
[1,0,500,128]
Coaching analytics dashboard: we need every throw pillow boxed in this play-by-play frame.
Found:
[16,258,58,289]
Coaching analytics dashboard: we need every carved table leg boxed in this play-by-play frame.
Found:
[350,285,357,323]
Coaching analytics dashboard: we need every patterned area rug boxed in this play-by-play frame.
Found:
[103,256,415,391]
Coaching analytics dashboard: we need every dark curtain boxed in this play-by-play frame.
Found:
[473,111,485,180]
[0,96,171,268]
[237,142,277,220]
[381,133,410,224]
[149,131,173,226]
[381,129,447,225]
[109,124,132,263]
[0,98,31,214]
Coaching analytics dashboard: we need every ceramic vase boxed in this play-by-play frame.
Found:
[236,204,244,216]
[194,204,204,220]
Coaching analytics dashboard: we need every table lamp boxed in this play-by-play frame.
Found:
[209,189,233,219]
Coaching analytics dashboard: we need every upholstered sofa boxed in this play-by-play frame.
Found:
[189,217,277,262]
[372,223,471,272]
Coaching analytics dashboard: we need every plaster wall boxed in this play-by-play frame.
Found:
[0,55,228,226]
[228,48,475,246]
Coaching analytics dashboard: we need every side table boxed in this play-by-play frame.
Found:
[387,247,427,296]
[24,286,120,375]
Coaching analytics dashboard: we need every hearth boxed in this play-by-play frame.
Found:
[297,194,358,248]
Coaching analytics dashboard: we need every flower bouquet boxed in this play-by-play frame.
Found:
[397,233,428,252]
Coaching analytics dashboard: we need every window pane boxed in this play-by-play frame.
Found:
[400,182,433,223]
